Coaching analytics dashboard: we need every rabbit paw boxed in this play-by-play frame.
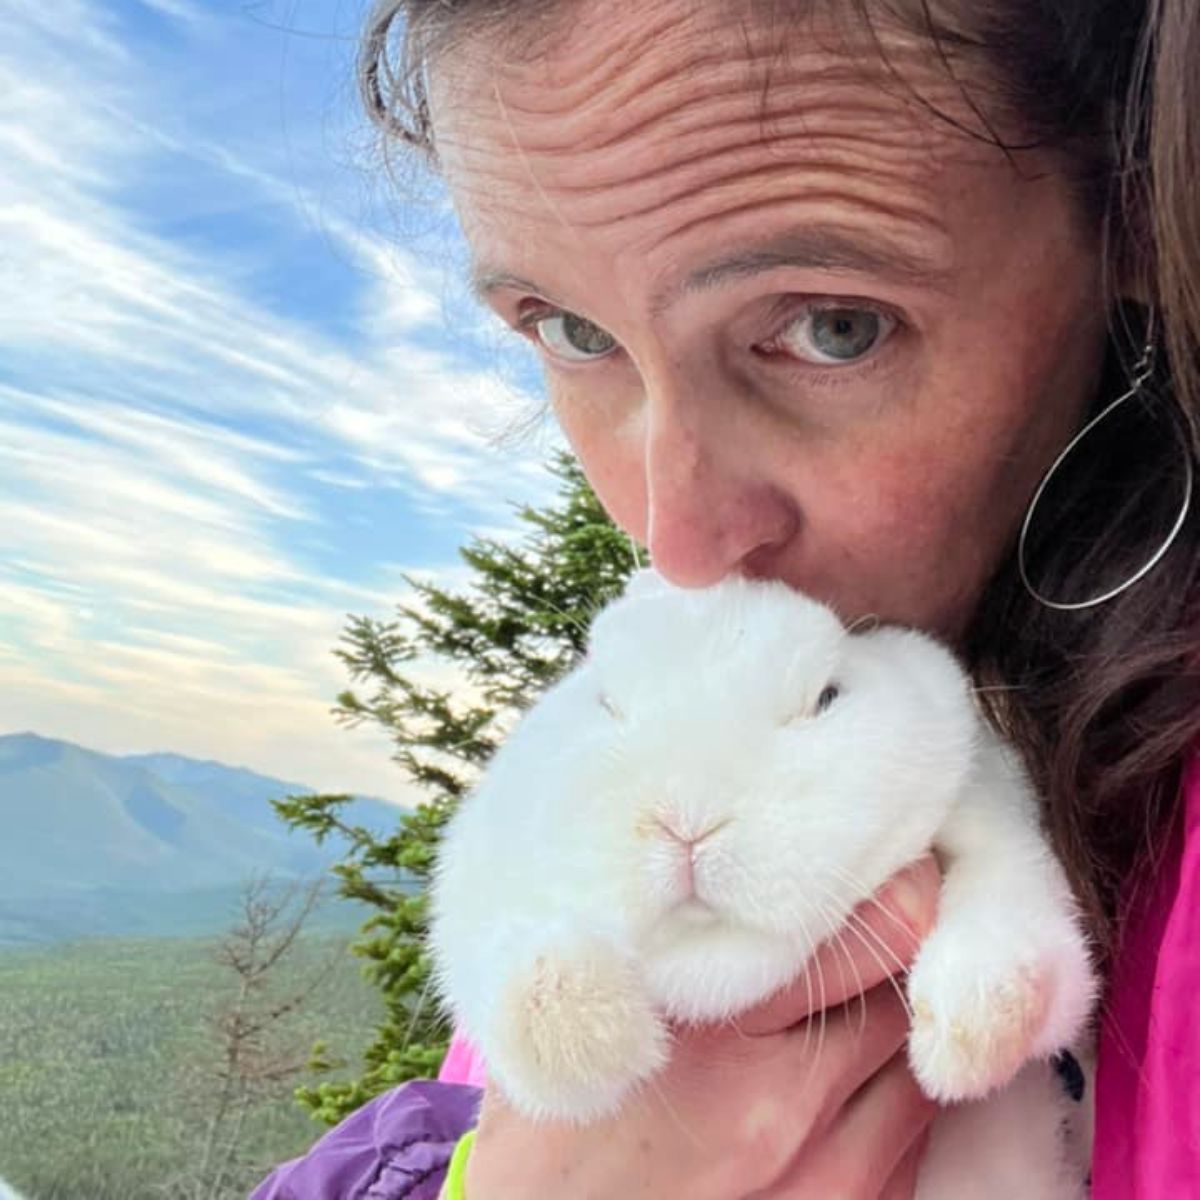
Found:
[905,898,1095,1104]
[906,919,1095,1103]
[491,936,669,1123]
[907,952,1050,1102]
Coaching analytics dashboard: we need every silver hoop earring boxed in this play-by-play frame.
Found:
[1018,323,1194,612]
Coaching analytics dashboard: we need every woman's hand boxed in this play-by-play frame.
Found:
[465,856,941,1199]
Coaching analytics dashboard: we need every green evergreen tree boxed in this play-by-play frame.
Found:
[275,452,644,1125]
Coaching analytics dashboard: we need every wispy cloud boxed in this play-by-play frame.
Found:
[134,0,207,24]
[0,0,563,801]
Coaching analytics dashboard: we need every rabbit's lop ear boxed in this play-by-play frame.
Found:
[621,567,671,603]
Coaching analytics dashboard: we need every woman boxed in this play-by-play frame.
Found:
[253,0,1200,1195]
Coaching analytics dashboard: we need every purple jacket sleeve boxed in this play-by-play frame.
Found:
[249,1081,482,1200]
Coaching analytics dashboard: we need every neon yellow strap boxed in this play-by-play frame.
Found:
[439,1129,477,1200]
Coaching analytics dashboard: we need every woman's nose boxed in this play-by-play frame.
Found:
[641,388,799,589]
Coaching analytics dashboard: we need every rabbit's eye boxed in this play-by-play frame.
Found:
[782,684,841,726]
[598,693,624,720]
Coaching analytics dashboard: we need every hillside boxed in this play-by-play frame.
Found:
[0,732,401,944]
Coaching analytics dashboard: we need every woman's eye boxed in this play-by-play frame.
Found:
[532,312,618,362]
[766,304,896,366]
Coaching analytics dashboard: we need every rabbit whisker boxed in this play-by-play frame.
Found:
[827,862,924,950]
[824,864,912,969]
[809,885,870,1038]
[799,905,831,1086]
[823,865,919,1022]
[640,1064,704,1152]
[785,896,825,1063]
[808,888,869,1039]
[723,1012,751,1043]
[842,910,915,1023]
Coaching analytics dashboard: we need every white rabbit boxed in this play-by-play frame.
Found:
[430,571,1097,1196]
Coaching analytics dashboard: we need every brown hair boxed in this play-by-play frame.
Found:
[359,0,1200,969]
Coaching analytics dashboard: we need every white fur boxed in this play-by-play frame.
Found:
[430,572,1096,1194]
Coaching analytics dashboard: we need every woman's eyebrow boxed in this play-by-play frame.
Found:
[655,226,956,313]
[471,268,567,308]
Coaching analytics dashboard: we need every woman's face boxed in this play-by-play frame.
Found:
[428,0,1109,638]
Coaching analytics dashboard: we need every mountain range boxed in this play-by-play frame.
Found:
[0,731,402,945]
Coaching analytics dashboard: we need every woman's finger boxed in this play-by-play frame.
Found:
[736,855,941,1035]
[878,1129,930,1200]
[785,1050,936,1198]
[682,981,914,1188]
[774,981,914,1135]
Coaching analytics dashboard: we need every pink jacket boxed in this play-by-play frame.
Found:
[1092,752,1200,1192]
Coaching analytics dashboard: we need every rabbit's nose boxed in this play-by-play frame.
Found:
[652,816,732,901]
[653,815,731,849]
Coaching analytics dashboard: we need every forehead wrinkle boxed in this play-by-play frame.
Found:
[494,43,900,159]
[442,110,945,226]
[491,1,702,119]
[533,142,945,216]
[465,59,975,217]
[511,70,773,163]
[455,88,955,233]
[479,2,957,160]
[492,0,763,101]
[519,103,935,192]
[560,158,948,239]
[436,6,982,219]
[500,44,751,138]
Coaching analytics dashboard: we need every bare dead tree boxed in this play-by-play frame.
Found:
[167,874,343,1200]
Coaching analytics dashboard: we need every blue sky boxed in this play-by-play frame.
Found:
[0,0,565,803]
